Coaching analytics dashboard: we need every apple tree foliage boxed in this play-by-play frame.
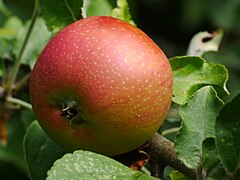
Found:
[0,0,240,179]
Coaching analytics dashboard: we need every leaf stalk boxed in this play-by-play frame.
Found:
[6,96,32,110]
[6,0,40,96]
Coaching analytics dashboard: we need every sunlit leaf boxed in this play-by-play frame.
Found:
[170,56,229,105]
[168,170,190,180]
[0,16,23,59]
[47,150,157,180]
[13,17,51,69]
[81,0,115,18]
[111,0,135,25]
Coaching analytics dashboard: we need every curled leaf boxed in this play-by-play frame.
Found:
[170,56,229,105]
[187,29,224,56]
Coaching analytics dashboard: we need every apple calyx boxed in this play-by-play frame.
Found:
[61,101,83,129]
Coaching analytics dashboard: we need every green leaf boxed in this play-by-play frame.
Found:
[13,17,51,69]
[170,56,229,105]
[0,147,28,179]
[187,29,223,56]
[111,0,135,25]
[0,16,23,59]
[0,110,34,176]
[81,0,115,18]
[39,0,83,34]
[175,86,223,169]
[203,41,240,101]
[0,39,14,60]
[24,121,67,180]
[168,170,190,180]
[206,164,227,180]
[47,150,157,180]
[0,16,22,39]
[216,92,240,177]
[203,138,219,171]
[208,0,240,32]
[202,138,227,179]
[0,0,12,17]
[0,58,5,77]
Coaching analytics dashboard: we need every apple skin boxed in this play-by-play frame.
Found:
[30,16,173,156]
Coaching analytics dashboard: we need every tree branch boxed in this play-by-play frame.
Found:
[149,156,166,178]
[146,133,197,179]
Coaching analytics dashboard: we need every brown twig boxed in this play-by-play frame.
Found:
[149,156,166,178]
[146,133,197,179]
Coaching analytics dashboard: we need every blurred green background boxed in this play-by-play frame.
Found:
[0,0,240,179]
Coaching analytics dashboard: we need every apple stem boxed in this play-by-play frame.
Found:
[147,133,197,179]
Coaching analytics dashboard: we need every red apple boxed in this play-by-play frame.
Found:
[30,16,173,156]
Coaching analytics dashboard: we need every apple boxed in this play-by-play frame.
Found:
[30,16,173,156]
